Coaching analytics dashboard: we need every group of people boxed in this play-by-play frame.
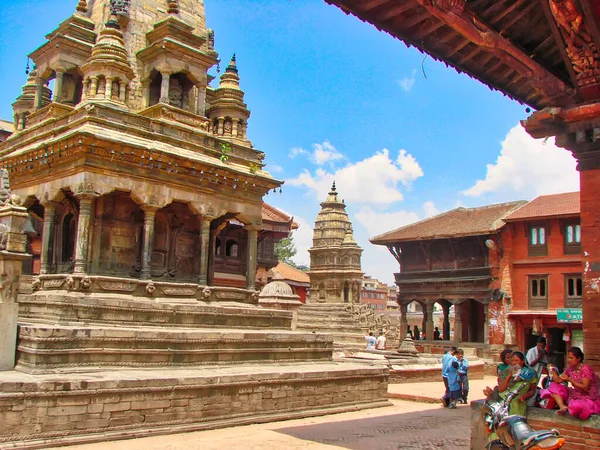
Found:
[364,330,387,350]
[441,346,469,409]
[485,337,600,420]
[407,325,443,341]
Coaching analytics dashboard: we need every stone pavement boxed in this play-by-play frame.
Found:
[45,378,500,450]
[388,375,498,403]
[47,399,470,450]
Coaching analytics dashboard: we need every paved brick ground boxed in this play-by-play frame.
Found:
[48,399,472,450]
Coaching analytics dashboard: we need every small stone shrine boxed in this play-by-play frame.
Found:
[0,1,389,446]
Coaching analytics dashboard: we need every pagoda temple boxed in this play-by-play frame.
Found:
[308,182,363,303]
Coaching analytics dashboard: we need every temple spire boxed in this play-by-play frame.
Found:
[330,181,337,194]
[226,54,238,74]
[76,0,88,14]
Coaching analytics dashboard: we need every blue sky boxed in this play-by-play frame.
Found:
[0,0,579,284]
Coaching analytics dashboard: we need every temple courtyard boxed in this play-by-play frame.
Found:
[46,377,497,450]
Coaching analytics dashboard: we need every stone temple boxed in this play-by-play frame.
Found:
[0,1,388,446]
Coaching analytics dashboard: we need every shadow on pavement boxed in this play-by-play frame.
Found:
[273,403,471,450]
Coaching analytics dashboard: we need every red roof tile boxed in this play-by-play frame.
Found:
[371,201,527,244]
[261,203,298,229]
[504,192,580,221]
[272,262,310,285]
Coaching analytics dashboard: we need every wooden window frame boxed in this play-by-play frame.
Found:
[564,222,582,255]
[528,224,548,257]
[528,275,549,309]
[564,274,583,308]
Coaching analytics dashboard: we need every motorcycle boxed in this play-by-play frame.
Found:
[482,386,566,450]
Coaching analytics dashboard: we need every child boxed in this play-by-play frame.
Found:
[442,357,462,409]
[456,348,469,404]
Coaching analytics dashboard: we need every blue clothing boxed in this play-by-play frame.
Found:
[365,335,376,350]
[442,352,457,378]
[458,357,469,375]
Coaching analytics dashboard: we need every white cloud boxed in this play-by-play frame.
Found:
[290,216,313,267]
[398,69,417,92]
[462,124,579,199]
[354,206,420,238]
[422,200,439,218]
[266,164,283,174]
[288,140,344,166]
[287,148,424,205]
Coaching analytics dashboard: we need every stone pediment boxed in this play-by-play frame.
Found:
[25,103,75,128]
[138,103,210,130]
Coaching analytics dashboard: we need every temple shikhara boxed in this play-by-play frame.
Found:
[0,1,389,446]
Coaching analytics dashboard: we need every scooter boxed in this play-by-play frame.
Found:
[482,387,566,450]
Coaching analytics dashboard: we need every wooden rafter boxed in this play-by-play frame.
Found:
[377,3,413,21]
[410,19,446,42]
[489,0,526,27]
[412,0,569,99]
[499,2,537,35]
[538,0,582,99]
[357,0,391,11]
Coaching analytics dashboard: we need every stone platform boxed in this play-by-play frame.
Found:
[0,362,390,449]
[295,303,368,348]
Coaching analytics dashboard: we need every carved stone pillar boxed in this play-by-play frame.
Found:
[425,303,435,341]
[160,71,171,103]
[198,217,212,285]
[196,84,206,115]
[40,201,57,274]
[54,69,65,103]
[245,226,259,290]
[399,302,408,341]
[34,77,45,109]
[82,78,90,100]
[142,79,150,107]
[454,302,463,343]
[89,76,99,98]
[217,117,224,135]
[140,207,157,280]
[231,118,240,137]
[442,304,451,340]
[119,81,127,103]
[73,195,95,274]
[105,76,114,100]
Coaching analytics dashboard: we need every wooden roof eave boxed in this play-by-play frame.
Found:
[326,0,576,109]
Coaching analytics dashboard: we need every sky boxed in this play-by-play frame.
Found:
[0,0,580,284]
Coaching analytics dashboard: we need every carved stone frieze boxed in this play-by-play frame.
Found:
[161,287,196,296]
[98,280,137,292]
[215,291,246,300]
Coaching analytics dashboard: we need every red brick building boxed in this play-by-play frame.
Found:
[360,275,389,311]
[501,192,582,370]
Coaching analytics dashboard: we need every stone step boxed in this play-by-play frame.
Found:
[18,292,292,330]
[296,325,365,335]
[0,362,390,447]
[296,311,356,320]
[15,324,334,374]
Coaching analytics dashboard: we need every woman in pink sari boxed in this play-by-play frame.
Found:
[541,347,600,419]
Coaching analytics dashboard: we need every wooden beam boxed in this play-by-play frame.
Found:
[357,0,391,12]
[499,2,537,35]
[376,2,413,21]
[538,0,582,100]
[413,0,569,99]
[489,0,526,27]
[411,19,446,42]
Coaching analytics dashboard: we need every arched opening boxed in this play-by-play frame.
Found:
[343,281,350,303]
[23,200,44,275]
[407,300,424,340]
[168,72,195,110]
[459,299,485,343]
[148,70,162,106]
[61,212,76,264]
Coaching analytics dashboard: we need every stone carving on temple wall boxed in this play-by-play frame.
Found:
[549,0,600,88]
[0,170,11,204]
[110,0,131,15]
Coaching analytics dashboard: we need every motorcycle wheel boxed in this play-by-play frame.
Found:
[486,440,510,450]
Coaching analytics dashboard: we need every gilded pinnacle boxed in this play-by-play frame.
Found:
[167,0,179,14]
[76,0,88,14]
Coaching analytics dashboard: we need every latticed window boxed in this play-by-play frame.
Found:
[528,225,547,256]
[529,276,548,309]
[564,223,582,254]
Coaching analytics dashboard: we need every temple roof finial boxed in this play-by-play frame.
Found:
[76,0,88,14]
[330,181,337,194]
[226,54,238,73]
[167,0,180,15]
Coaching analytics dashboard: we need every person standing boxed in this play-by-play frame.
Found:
[433,327,441,340]
[456,348,469,404]
[364,331,376,350]
[442,346,457,393]
[442,356,461,409]
[526,336,548,381]
[413,325,421,341]
[375,331,387,350]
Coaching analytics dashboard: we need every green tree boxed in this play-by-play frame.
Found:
[274,236,297,266]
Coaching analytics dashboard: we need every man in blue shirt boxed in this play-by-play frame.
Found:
[456,348,469,404]
[441,346,458,396]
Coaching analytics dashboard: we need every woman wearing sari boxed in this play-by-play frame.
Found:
[484,351,538,417]
[541,346,600,420]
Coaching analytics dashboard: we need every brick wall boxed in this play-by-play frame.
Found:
[581,169,600,372]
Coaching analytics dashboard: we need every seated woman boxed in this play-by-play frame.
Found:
[484,351,538,417]
[497,348,513,384]
[541,346,600,420]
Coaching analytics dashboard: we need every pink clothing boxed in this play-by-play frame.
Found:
[541,364,600,420]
